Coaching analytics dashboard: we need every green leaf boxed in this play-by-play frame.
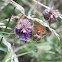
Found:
[17,51,33,57]
[3,50,11,62]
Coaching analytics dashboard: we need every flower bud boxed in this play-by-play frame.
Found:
[43,9,59,24]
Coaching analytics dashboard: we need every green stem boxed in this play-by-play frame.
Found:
[0,32,15,34]
[1,18,10,42]
[3,50,11,62]
[33,0,50,9]
[17,51,33,57]
[3,18,10,34]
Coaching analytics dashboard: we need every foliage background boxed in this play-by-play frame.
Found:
[0,0,62,62]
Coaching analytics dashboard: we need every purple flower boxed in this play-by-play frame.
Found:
[15,19,32,40]
[15,28,31,40]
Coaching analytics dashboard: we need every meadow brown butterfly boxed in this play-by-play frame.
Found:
[32,24,47,42]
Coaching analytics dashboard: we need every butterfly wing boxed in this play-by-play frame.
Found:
[32,24,47,42]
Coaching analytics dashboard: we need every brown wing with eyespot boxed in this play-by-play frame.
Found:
[35,24,47,35]
[32,24,47,42]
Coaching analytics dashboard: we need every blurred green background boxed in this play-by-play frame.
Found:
[0,0,62,62]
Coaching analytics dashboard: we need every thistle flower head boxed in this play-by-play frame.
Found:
[15,19,32,40]
[43,9,59,24]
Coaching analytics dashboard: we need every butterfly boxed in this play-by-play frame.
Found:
[32,24,47,42]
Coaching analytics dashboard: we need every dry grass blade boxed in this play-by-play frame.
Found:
[0,36,19,62]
